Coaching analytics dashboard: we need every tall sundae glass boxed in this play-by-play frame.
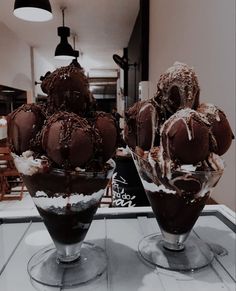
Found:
[14,154,115,287]
[131,150,223,271]
[124,62,233,272]
[7,64,120,287]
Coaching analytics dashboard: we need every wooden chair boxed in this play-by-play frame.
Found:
[0,146,25,201]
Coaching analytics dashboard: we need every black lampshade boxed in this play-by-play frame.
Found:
[70,50,83,69]
[14,0,53,22]
[54,26,75,60]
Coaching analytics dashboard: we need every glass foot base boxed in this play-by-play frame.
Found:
[27,242,107,287]
[138,233,214,271]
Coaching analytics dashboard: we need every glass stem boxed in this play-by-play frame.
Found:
[161,229,190,251]
[54,241,83,263]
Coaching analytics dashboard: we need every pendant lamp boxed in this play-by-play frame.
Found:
[14,0,53,22]
[54,7,74,60]
[70,35,83,69]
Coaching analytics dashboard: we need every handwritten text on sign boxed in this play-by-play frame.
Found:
[112,172,136,207]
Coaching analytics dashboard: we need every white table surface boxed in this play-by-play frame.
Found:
[0,205,235,291]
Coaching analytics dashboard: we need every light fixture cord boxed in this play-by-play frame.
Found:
[61,7,65,26]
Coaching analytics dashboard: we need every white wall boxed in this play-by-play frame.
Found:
[34,49,55,97]
[0,22,55,99]
[149,0,235,210]
[0,22,31,91]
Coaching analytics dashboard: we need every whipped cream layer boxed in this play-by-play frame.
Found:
[12,151,115,177]
[12,151,46,176]
[142,179,176,194]
[34,189,104,213]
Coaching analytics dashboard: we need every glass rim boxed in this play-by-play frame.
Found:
[129,148,225,175]
[23,159,116,178]
[42,159,116,176]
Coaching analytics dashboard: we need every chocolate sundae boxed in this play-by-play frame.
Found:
[125,62,234,237]
[7,64,118,255]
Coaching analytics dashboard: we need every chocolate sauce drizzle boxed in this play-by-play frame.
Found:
[42,112,102,170]
[43,65,92,116]
[7,104,46,154]
[160,109,211,176]
[157,62,200,115]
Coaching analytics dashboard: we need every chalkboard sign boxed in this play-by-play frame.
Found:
[112,151,149,207]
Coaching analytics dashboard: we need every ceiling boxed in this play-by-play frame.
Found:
[0,0,139,76]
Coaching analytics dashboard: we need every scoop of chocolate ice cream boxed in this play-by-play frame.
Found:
[136,101,160,150]
[124,101,141,149]
[41,112,101,169]
[161,108,210,164]
[41,65,94,115]
[7,104,45,154]
[124,100,161,150]
[93,112,118,162]
[157,62,200,116]
[197,103,234,155]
